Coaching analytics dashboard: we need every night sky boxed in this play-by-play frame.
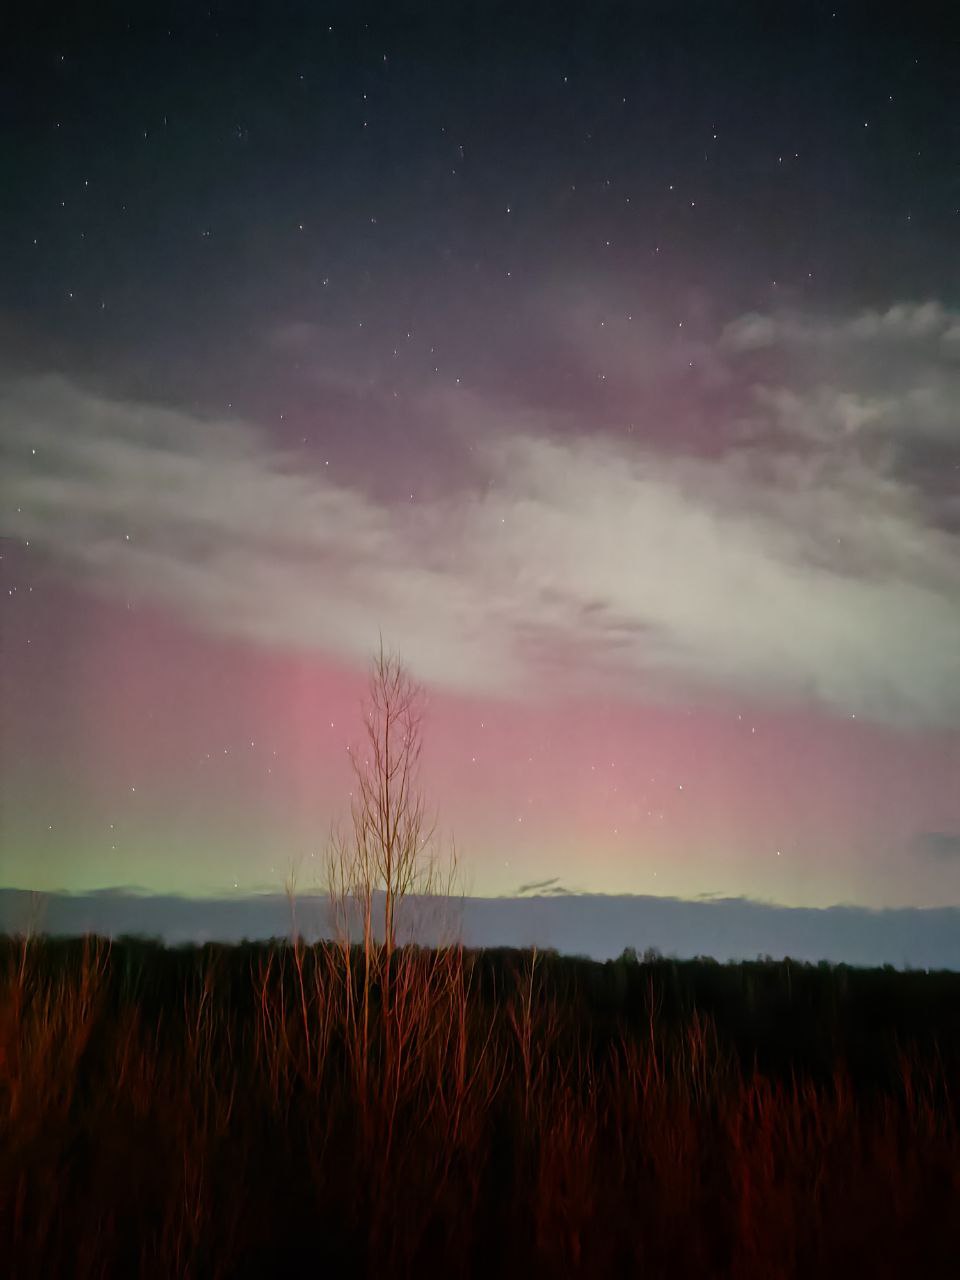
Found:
[2,2,959,928]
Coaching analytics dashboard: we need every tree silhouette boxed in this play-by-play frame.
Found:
[325,643,462,1081]
[330,641,440,957]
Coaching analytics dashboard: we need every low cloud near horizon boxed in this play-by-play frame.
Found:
[4,887,960,970]
[3,296,959,726]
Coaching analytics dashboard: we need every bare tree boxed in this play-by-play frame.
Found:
[339,641,438,958]
[324,642,466,1132]
[326,643,460,1033]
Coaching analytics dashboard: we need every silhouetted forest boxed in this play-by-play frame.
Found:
[3,934,958,1278]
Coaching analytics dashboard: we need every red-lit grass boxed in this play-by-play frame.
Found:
[2,936,958,1278]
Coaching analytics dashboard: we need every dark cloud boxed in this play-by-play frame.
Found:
[516,877,575,897]
[4,888,960,970]
[917,832,960,861]
[516,877,562,895]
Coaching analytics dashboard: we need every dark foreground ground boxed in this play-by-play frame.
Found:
[3,935,959,1278]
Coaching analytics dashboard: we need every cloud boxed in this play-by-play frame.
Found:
[469,430,959,721]
[722,301,960,352]
[4,888,960,968]
[517,877,561,895]
[516,877,575,896]
[0,373,521,692]
[722,312,781,352]
[2,347,959,725]
[718,299,960,549]
[917,833,960,861]
[752,384,959,445]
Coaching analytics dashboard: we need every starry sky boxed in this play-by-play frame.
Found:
[2,2,959,921]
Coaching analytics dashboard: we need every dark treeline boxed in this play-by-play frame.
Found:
[3,934,959,1278]
[11,934,959,1083]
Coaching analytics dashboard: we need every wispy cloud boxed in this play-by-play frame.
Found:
[722,301,960,352]
[516,877,575,897]
[3,295,960,727]
[0,373,518,691]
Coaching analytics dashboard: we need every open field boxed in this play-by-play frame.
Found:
[3,935,959,1278]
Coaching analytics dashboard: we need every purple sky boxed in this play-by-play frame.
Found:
[1,5,958,946]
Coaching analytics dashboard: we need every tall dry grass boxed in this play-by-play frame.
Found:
[2,935,958,1278]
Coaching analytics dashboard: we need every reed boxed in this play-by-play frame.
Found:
[2,935,958,1278]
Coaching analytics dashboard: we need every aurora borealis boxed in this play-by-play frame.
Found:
[1,4,958,944]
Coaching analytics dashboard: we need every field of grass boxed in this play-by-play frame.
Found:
[3,934,959,1278]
